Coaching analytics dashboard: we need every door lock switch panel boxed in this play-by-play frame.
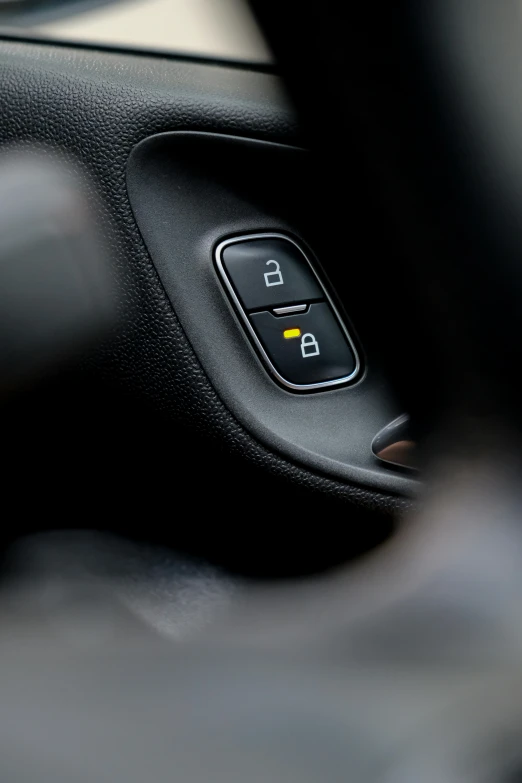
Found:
[215,233,360,391]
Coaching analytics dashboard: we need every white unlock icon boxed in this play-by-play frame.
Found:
[264,259,284,287]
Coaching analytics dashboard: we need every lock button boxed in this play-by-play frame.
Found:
[218,236,323,311]
[250,303,357,388]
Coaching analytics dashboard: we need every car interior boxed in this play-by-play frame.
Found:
[0,1,521,780]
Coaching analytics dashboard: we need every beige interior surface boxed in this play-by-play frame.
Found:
[3,0,272,63]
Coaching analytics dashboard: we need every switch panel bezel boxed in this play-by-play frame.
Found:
[215,232,361,391]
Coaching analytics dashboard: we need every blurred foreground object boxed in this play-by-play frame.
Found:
[0,152,115,389]
[2,448,522,783]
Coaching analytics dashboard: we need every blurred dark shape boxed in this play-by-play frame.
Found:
[0,151,115,390]
[372,414,417,470]
[2,455,522,783]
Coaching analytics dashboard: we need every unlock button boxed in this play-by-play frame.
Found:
[250,303,357,388]
[219,236,322,311]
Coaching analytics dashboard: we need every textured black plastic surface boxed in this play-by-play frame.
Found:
[0,39,413,516]
[127,131,417,495]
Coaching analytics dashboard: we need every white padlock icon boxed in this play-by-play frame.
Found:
[301,333,320,358]
[263,259,284,287]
